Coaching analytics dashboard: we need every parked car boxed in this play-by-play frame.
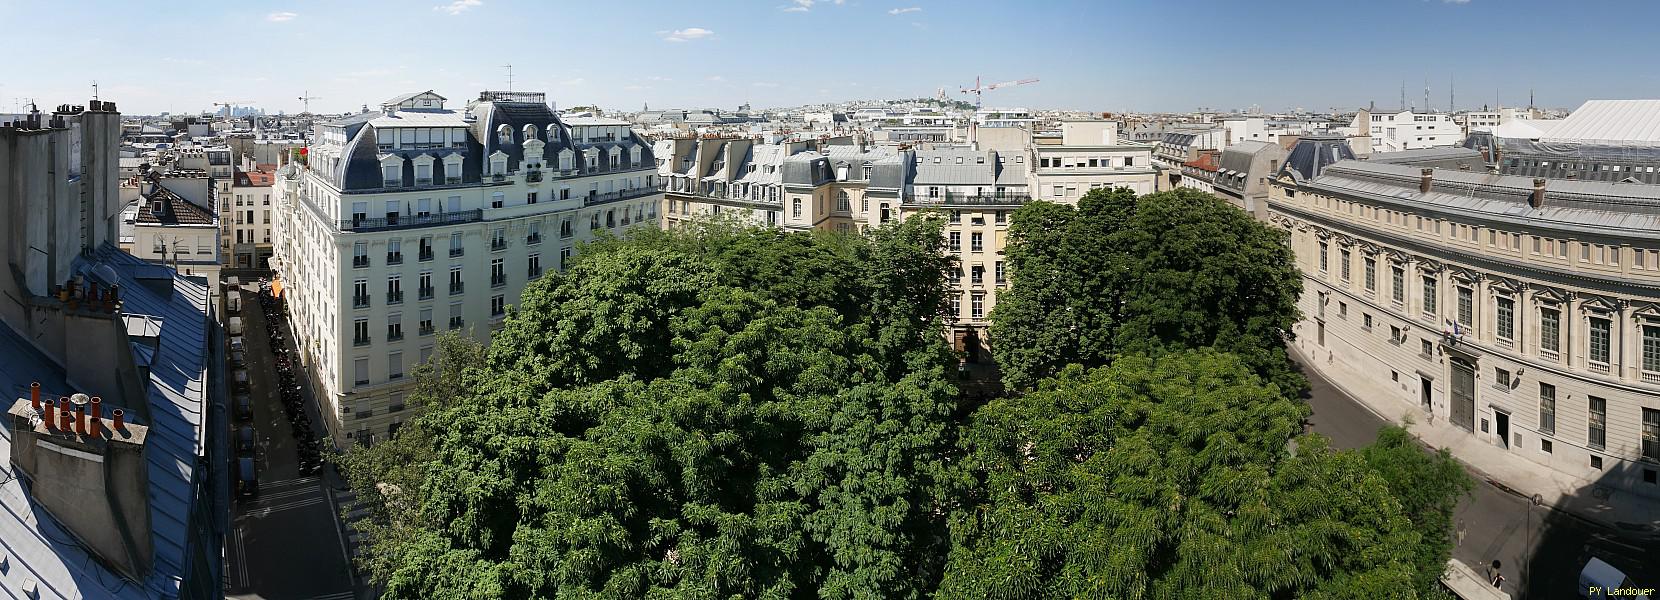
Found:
[227,317,244,336]
[236,456,259,498]
[1581,557,1649,599]
[226,294,240,315]
[229,336,245,353]
[234,393,253,422]
[229,350,246,367]
[232,369,250,393]
[236,425,256,454]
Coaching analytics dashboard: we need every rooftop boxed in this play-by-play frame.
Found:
[135,181,214,226]
[1539,100,1660,144]
[0,245,212,599]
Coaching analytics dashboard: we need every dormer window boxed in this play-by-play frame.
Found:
[496,124,513,145]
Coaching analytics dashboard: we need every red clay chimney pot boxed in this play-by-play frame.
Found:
[112,409,126,432]
[30,382,41,411]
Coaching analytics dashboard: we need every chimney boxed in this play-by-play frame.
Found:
[90,397,103,437]
[1531,178,1546,208]
[113,408,125,432]
[30,382,41,411]
[1420,168,1434,194]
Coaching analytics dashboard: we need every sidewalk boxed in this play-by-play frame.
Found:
[1287,340,1660,540]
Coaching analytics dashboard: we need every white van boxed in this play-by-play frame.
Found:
[227,317,244,336]
[1581,557,1650,599]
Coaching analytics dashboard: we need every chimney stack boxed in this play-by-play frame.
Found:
[30,383,41,411]
[112,408,125,432]
[1531,178,1546,208]
[1420,168,1434,194]
[90,397,103,437]
[72,394,90,435]
[44,397,59,429]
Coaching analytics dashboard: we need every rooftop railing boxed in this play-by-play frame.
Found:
[340,209,483,232]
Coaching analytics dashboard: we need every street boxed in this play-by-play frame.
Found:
[225,282,357,600]
[1299,358,1659,599]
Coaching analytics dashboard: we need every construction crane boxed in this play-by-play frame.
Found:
[297,91,321,114]
[959,76,1039,110]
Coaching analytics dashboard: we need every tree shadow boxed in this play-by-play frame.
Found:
[1518,460,1660,599]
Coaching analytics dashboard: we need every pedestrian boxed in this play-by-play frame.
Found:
[1488,559,1504,589]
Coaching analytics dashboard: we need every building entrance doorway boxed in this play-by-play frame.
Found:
[1420,377,1433,412]
[1494,411,1510,449]
[1450,357,1475,432]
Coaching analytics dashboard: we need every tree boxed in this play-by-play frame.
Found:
[989,187,1304,393]
[941,351,1435,599]
[1361,426,1474,594]
[342,216,966,599]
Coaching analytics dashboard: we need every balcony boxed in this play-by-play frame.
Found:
[448,317,464,330]
[527,234,542,245]
[415,177,433,186]
[582,186,663,207]
[450,282,465,295]
[1541,349,1561,363]
[352,295,370,309]
[419,324,435,336]
[388,329,404,342]
[450,247,464,258]
[341,209,483,233]
[352,256,369,268]
[386,252,404,266]
[419,286,435,300]
[419,249,434,262]
[904,192,1033,207]
[1643,370,1660,385]
[1589,361,1610,375]
[491,239,507,252]
[491,275,506,288]
[528,267,542,279]
[525,170,543,183]
[386,291,404,304]
[353,336,370,347]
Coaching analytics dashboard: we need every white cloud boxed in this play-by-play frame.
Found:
[888,7,921,14]
[661,27,714,42]
[782,0,813,10]
[434,0,482,15]
[752,82,780,88]
[265,11,297,22]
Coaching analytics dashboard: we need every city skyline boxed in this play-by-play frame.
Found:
[5,0,1660,116]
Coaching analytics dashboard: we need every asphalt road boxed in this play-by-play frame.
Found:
[225,285,356,600]
[1299,359,1659,599]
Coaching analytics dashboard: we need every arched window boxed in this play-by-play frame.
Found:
[496,124,513,145]
[836,190,851,212]
[606,210,615,228]
[523,124,539,140]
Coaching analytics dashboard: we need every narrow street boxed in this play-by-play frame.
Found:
[224,281,356,600]
[1299,357,1659,599]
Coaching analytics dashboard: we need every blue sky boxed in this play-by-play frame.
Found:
[2,0,1658,115]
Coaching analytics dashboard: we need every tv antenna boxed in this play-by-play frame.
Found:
[92,80,99,101]
[502,64,514,91]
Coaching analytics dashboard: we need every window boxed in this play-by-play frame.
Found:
[419,237,434,261]
[387,239,402,265]
[1496,297,1514,341]
[354,357,370,385]
[491,294,506,317]
[560,246,573,270]
[949,231,962,251]
[1495,367,1511,389]
[1538,383,1555,436]
[1362,313,1373,331]
[528,221,542,244]
[491,192,505,209]
[995,261,1005,283]
[1644,408,1660,462]
[491,228,507,251]
[1456,287,1473,328]
[353,242,369,268]
[1364,257,1377,292]
[1541,307,1561,357]
[948,211,961,224]
[1339,301,1348,318]
[389,352,403,380]
[1390,266,1404,304]
[1340,248,1351,281]
[1644,325,1660,376]
[1319,242,1329,272]
[418,272,433,299]
[353,318,370,346]
[449,267,464,295]
[1421,276,1436,316]
[970,293,985,319]
[353,280,369,308]
[970,264,984,284]
[1588,396,1606,451]
[490,258,506,288]
[449,302,464,330]
[970,232,984,252]
[1589,317,1611,365]
[387,276,402,304]
[387,313,403,341]
[836,190,850,212]
[419,308,434,336]
[1421,339,1434,358]
[450,231,464,257]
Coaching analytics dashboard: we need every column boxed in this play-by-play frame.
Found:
[1617,300,1632,383]
[1566,294,1582,370]
[1518,284,1533,359]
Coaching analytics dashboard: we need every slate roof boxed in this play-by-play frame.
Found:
[1364,147,1485,170]
[1305,161,1660,236]
[0,244,212,599]
[135,180,215,226]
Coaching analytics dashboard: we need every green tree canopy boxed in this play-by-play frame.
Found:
[989,187,1305,393]
[941,351,1443,599]
[341,216,965,599]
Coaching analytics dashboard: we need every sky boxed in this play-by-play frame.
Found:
[2,0,1659,116]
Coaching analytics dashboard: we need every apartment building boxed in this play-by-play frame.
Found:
[126,170,223,283]
[226,166,275,269]
[1270,145,1660,498]
[1349,109,1463,154]
[657,136,887,232]
[0,99,225,599]
[272,90,662,446]
[1031,120,1156,199]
